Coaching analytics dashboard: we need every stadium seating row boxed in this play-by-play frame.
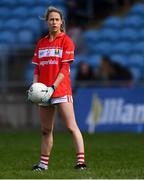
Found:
[0,5,67,19]
[103,15,144,28]
[0,29,36,45]
[74,3,144,82]
[74,53,144,67]
[0,3,66,45]
[0,18,44,38]
[86,40,144,55]
[73,54,143,82]
[83,29,144,44]
[0,0,65,7]
[128,2,144,15]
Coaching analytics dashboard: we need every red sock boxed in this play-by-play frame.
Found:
[77,152,85,164]
[39,154,49,169]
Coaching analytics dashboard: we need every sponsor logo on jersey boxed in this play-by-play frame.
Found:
[65,50,74,54]
[40,60,58,66]
[39,49,46,58]
[39,48,62,58]
[46,49,50,56]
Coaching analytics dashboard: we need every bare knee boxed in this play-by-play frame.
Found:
[42,127,53,136]
[67,125,78,134]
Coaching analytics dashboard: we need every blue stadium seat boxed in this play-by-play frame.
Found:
[52,0,65,5]
[54,5,67,18]
[139,29,144,40]
[0,19,4,30]
[73,54,89,67]
[132,41,144,54]
[37,0,50,6]
[12,7,29,18]
[0,0,17,7]
[91,41,112,55]
[128,54,144,66]
[32,4,66,18]
[0,43,10,57]
[110,54,128,66]
[98,28,120,42]
[70,67,77,87]
[4,18,22,31]
[25,63,35,85]
[30,6,46,17]
[19,0,36,7]
[39,0,65,6]
[129,3,144,15]
[123,15,143,28]
[83,30,99,42]
[21,18,42,36]
[0,31,17,44]
[17,29,35,45]
[129,67,142,81]
[120,28,138,41]
[0,7,11,19]
[112,41,131,55]
[88,55,102,67]
[103,16,123,28]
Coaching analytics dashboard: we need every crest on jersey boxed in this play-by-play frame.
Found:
[55,49,59,55]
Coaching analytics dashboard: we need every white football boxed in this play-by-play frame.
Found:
[28,82,48,103]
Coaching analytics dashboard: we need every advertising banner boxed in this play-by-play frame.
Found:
[74,87,144,133]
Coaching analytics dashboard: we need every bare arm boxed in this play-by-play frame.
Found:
[33,74,39,83]
[53,63,70,89]
[33,65,39,83]
[53,72,64,89]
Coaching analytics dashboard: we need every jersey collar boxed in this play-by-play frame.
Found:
[47,32,65,40]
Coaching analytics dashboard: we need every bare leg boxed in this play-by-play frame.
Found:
[39,105,56,155]
[58,102,84,154]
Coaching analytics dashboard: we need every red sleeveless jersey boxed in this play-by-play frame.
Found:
[32,33,75,97]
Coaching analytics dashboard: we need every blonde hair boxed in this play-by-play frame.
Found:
[40,6,66,32]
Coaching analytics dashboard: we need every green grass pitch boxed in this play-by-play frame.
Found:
[0,131,144,179]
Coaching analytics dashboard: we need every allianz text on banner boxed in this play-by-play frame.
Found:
[74,87,144,133]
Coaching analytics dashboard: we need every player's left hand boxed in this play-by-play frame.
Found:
[41,86,55,103]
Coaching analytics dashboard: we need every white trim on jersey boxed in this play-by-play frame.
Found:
[38,95,73,106]
[32,62,38,65]
[51,95,73,104]
[61,59,74,62]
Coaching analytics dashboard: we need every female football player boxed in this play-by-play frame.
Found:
[31,6,86,171]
